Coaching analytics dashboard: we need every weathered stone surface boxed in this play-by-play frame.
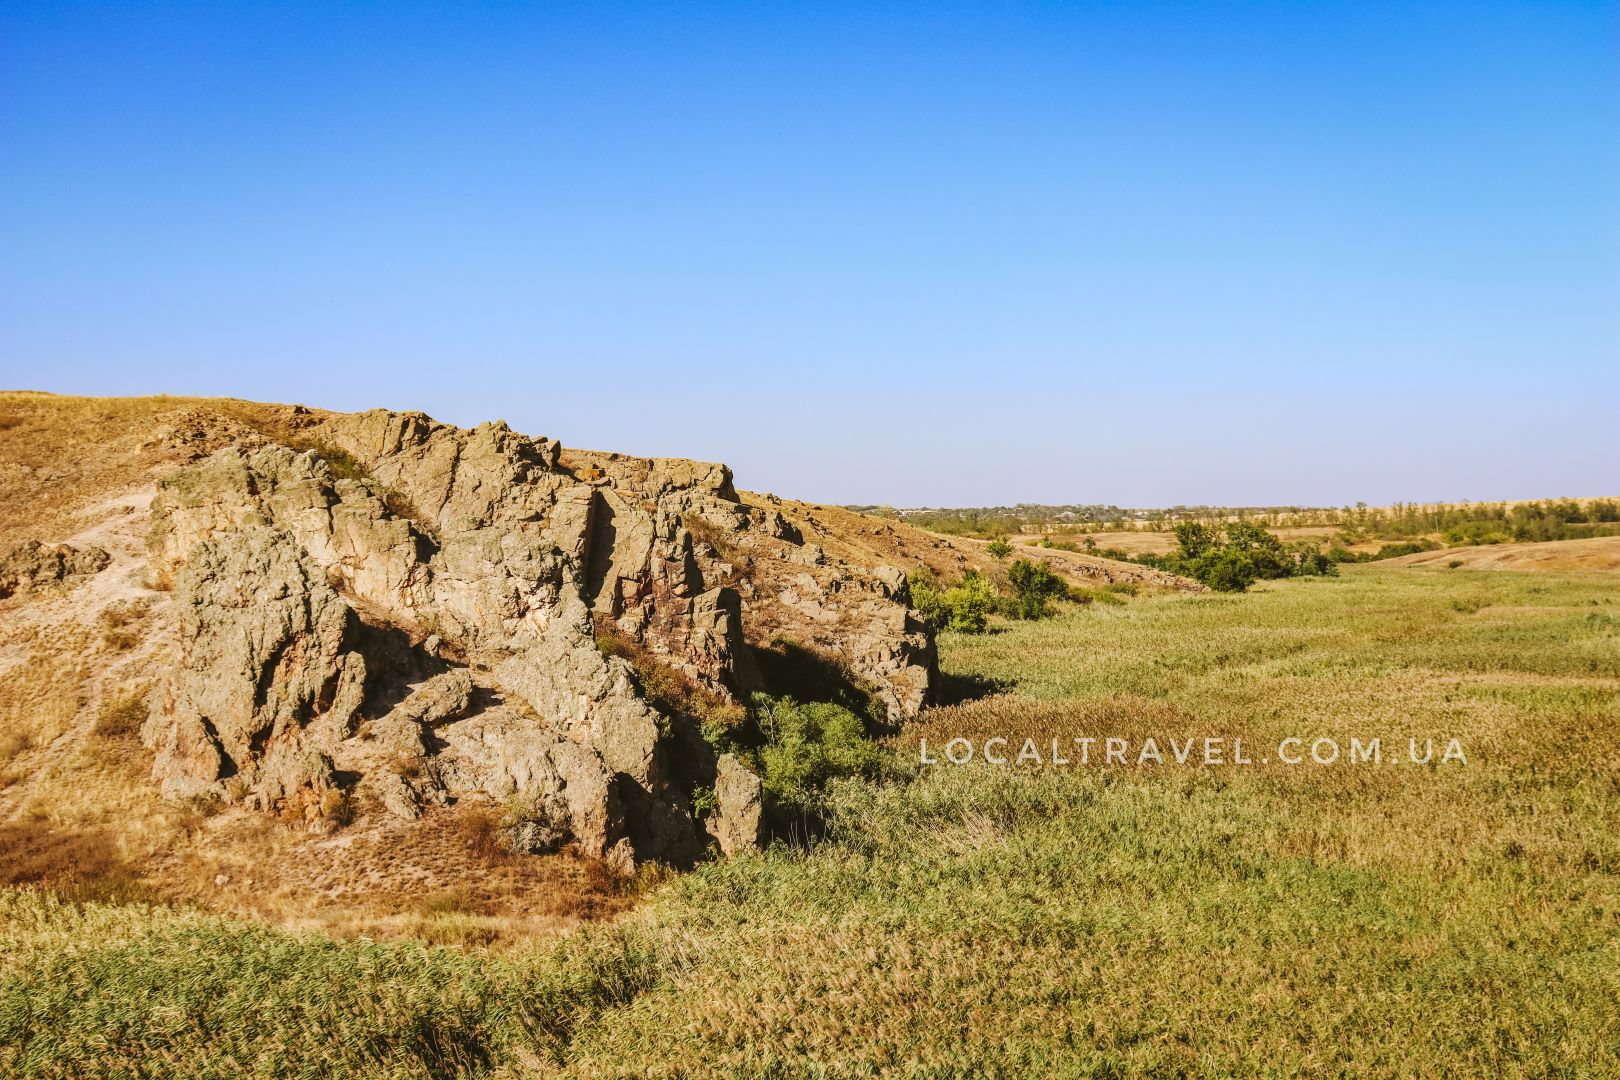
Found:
[434,706,628,857]
[142,406,939,865]
[707,753,763,856]
[142,524,365,802]
[0,540,110,598]
[371,670,474,752]
[378,772,424,821]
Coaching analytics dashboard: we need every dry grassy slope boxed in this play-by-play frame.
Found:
[739,493,1202,592]
[0,390,1191,938]
[0,391,324,549]
[1385,535,1620,571]
[0,392,651,940]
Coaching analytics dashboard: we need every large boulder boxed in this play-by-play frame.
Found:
[707,753,763,856]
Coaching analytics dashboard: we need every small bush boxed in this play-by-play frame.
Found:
[986,538,1013,560]
[907,569,997,633]
[93,688,148,740]
[97,606,142,652]
[454,804,509,863]
[751,694,889,823]
[1003,559,1068,619]
[318,789,353,826]
[299,441,369,483]
[0,731,32,765]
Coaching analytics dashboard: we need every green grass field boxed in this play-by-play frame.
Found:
[3,565,1617,1078]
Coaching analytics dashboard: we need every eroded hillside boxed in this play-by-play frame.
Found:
[0,392,1194,936]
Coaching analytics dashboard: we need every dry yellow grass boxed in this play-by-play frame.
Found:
[747,494,1202,591]
[1385,535,1620,571]
[0,391,327,548]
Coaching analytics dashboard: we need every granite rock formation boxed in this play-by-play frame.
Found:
[140,409,937,865]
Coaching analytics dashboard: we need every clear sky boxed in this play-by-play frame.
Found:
[2,1,1615,507]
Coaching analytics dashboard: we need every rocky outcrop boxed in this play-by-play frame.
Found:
[706,753,763,857]
[140,409,938,865]
[0,540,110,598]
[142,524,366,802]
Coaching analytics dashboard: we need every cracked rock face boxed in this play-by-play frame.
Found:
[143,524,366,803]
[141,409,938,864]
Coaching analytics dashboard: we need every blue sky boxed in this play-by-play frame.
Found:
[2,1,1615,506]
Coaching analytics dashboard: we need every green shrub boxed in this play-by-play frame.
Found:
[940,572,996,632]
[1372,540,1439,560]
[907,569,996,633]
[1161,523,1336,591]
[1191,548,1257,592]
[751,695,889,821]
[1292,544,1338,577]
[986,538,1013,560]
[906,569,948,627]
[1003,559,1068,619]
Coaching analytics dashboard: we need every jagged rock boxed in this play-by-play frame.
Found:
[508,817,569,855]
[251,748,338,811]
[434,706,629,857]
[791,543,827,566]
[378,772,424,821]
[763,510,802,542]
[0,540,110,598]
[371,670,474,751]
[142,524,366,801]
[707,753,763,856]
[141,406,939,865]
[145,408,271,461]
[147,446,434,618]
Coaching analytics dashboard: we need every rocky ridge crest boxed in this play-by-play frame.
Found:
[140,409,937,866]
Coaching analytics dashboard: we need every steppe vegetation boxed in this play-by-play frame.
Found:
[4,562,1616,1078]
[884,497,1620,547]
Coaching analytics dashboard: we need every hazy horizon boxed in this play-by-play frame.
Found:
[4,2,1616,507]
